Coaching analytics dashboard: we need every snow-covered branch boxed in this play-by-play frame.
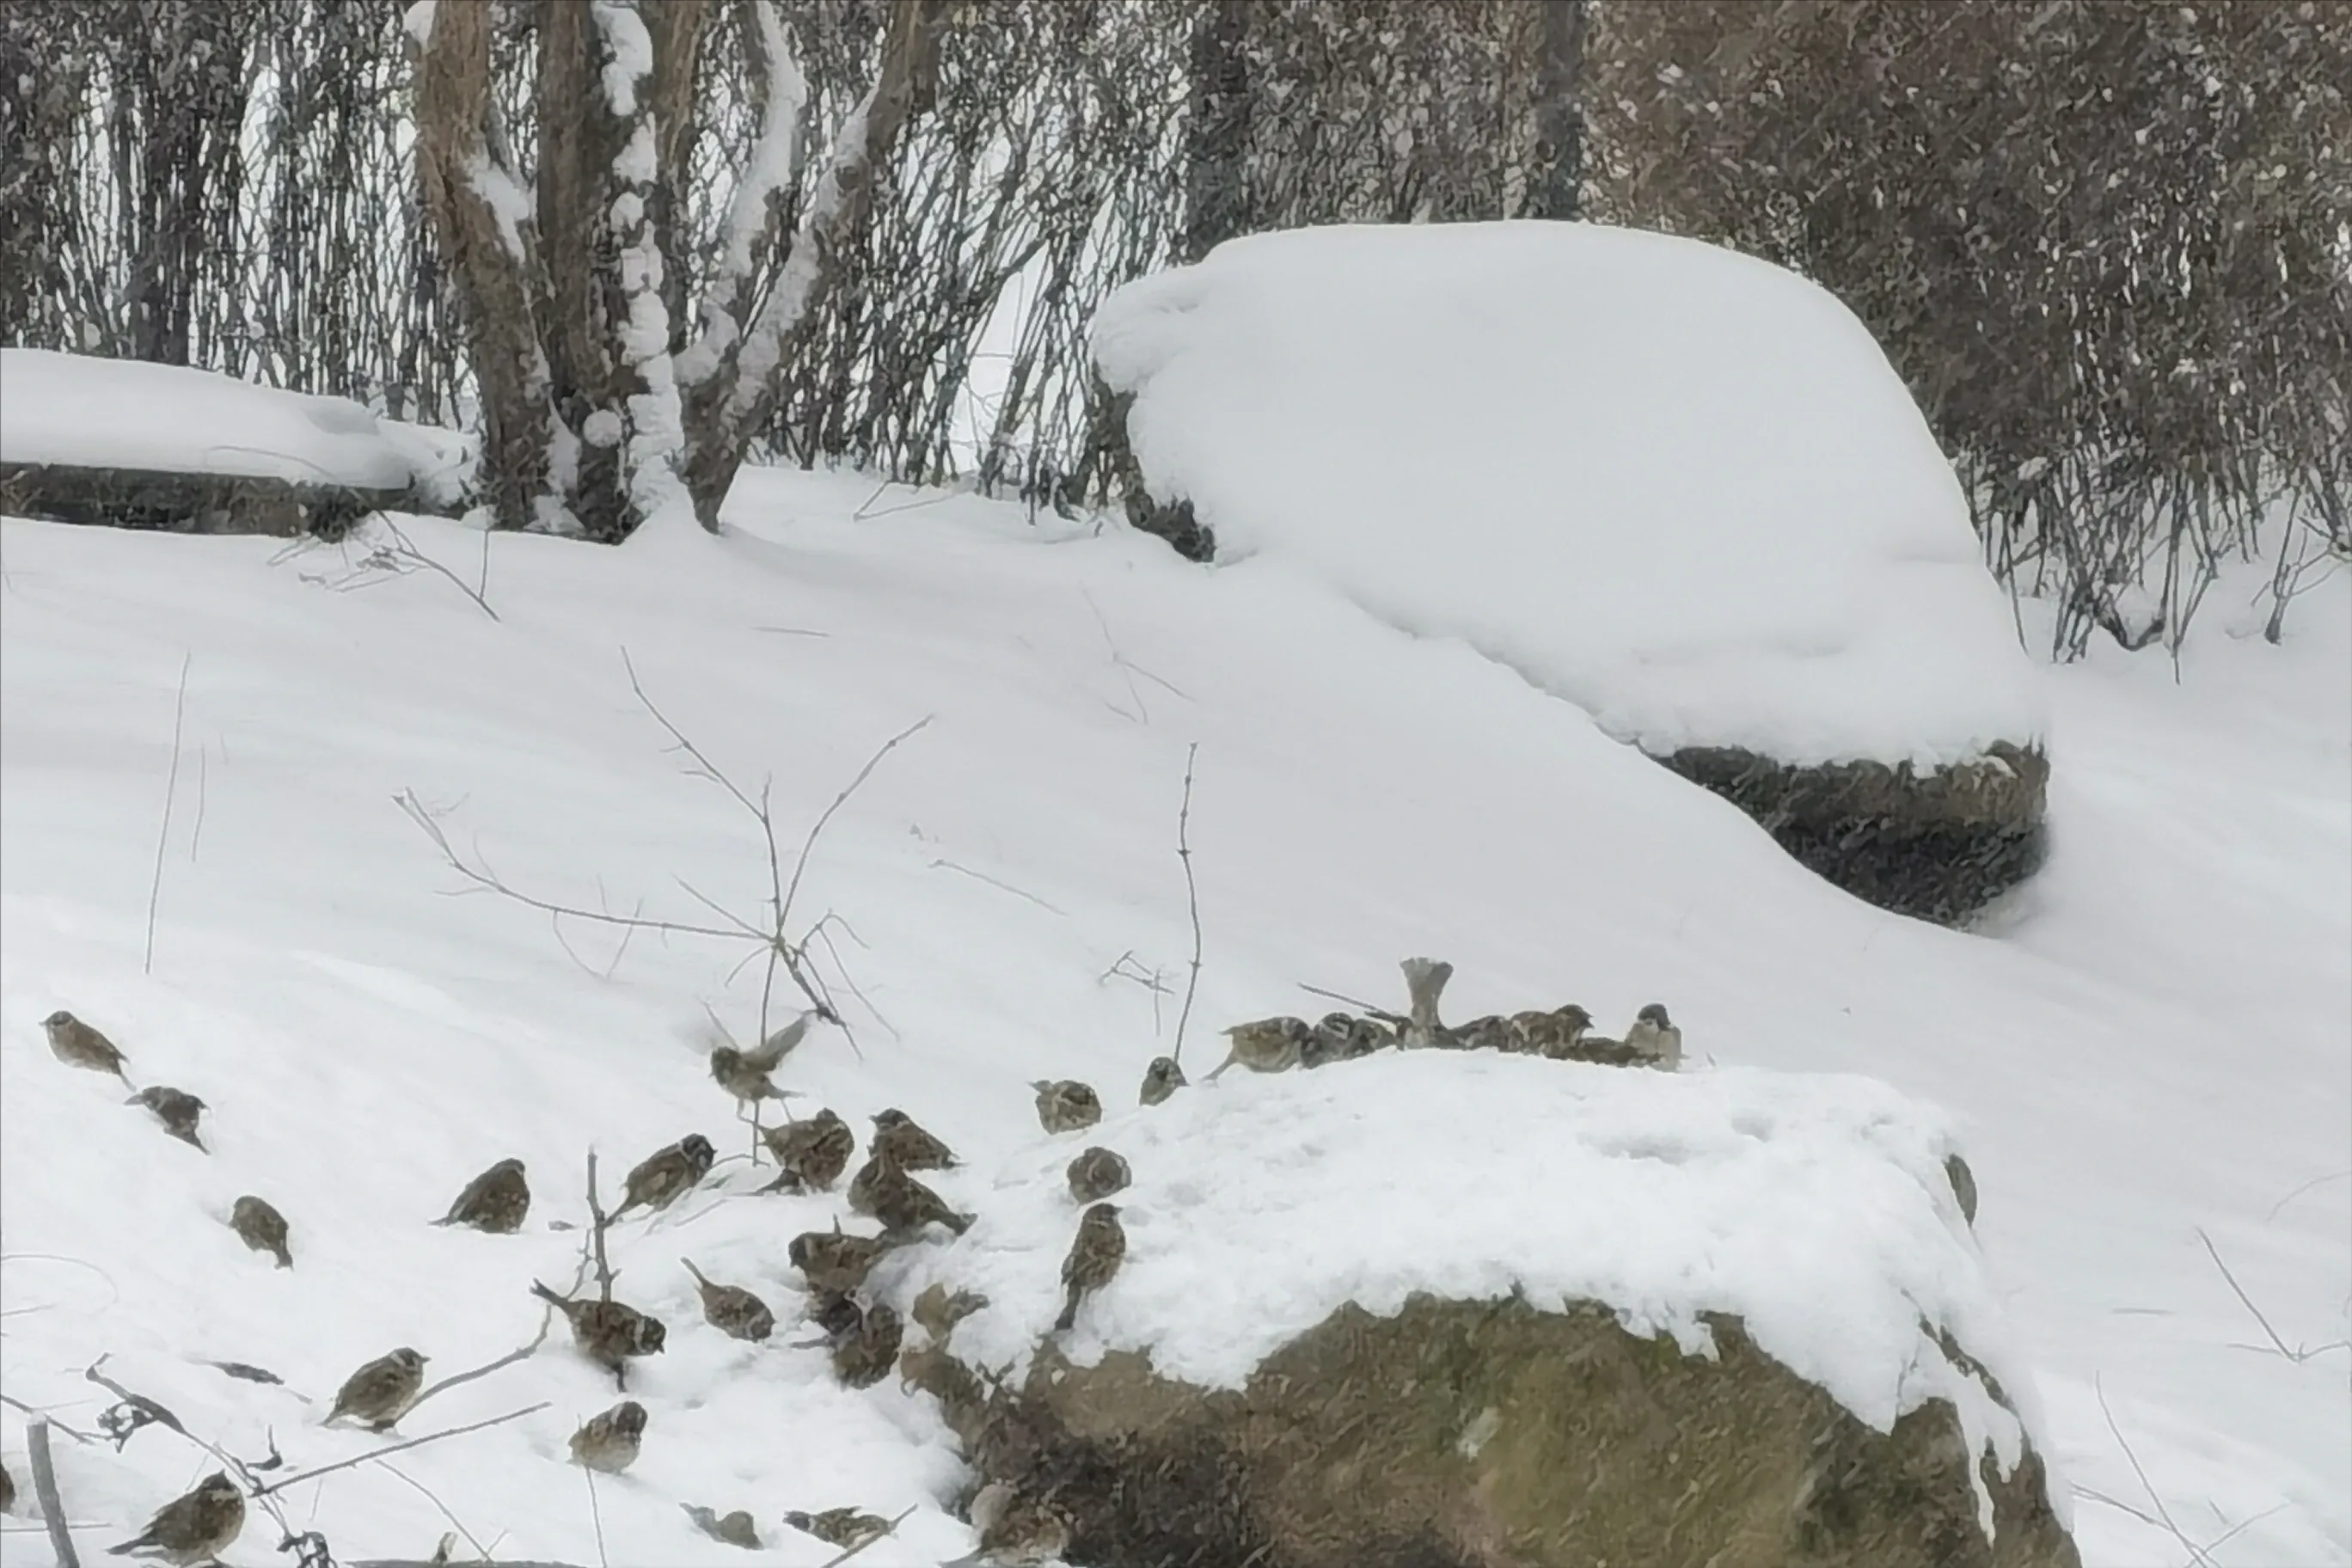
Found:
[677,0,806,389]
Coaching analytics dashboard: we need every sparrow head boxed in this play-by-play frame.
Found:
[194,1472,240,1502]
[1086,1201,1122,1222]
[389,1347,428,1372]
[1555,1004,1595,1032]
[709,1045,744,1073]
[871,1108,910,1129]
[1144,1056,1182,1081]
[487,1157,524,1177]
[41,1009,75,1032]
[1636,1003,1673,1028]
[634,1317,668,1355]
[609,1400,647,1437]
[1029,1080,1054,1093]
[678,1135,716,1176]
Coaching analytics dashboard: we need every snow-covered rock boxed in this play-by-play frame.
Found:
[897,1050,2079,1568]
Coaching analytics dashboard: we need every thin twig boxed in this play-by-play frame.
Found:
[28,1421,81,1568]
[381,518,500,622]
[0,1393,95,1442]
[582,1466,609,1568]
[408,1317,552,1413]
[255,1404,549,1498]
[144,652,193,975]
[814,1505,921,1568]
[2263,1170,2352,1222]
[928,858,1068,915]
[2094,1375,2220,1568]
[2196,1227,2352,1362]
[379,1461,493,1564]
[1171,742,1204,1068]
[1297,981,1409,1026]
[780,716,934,937]
[585,1152,615,1302]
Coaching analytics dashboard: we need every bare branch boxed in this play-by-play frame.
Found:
[144,652,193,976]
[27,1422,80,1568]
[256,1404,548,1498]
[1172,742,1204,1068]
[815,1505,922,1568]
[407,1317,553,1415]
[2196,1227,2352,1363]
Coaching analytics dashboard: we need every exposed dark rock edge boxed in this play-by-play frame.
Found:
[0,461,411,540]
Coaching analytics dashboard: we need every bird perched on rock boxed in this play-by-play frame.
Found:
[434,1157,530,1233]
[789,1226,900,1295]
[1398,957,1455,1049]
[127,1086,206,1151]
[106,1472,243,1565]
[1031,1078,1102,1134]
[786,1507,891,1550]
[327,1347,427,1430]
[830,1300,903,1388]
[1512,1004,1593,1059]
[849,1153,974,1237]
[1066,1146,1130,1204]
[1137,1056,1185,1106]
[532,1281,668,1376]
[870,1107,957,1170]
[910,1281,989,1340]
[614,1134,715,1217]
[1056,1202,1126,1332]
[568,1400,646,1473]
[683,1505,761,1549]
[708,1013,805,1115]
[1626,1003,1683,1069]
[761,1108,854,1193]
[229,1196,291,1268]
[45,1008,131,1081]
[1449,1014,1517,1053]
[1207,1016,1310,1080]
[952,1480,1074,1566]
[682,1259,775,1342]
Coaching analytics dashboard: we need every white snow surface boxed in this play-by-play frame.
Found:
[0,463,2345,1567]
[910,1051,2030,1529]
[0,349,415,492]
[1092,223,2049,769]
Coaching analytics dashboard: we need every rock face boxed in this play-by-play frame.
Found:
[917,1293,2078,1568]
[1655,742,2051,924]
[0,461,401,539]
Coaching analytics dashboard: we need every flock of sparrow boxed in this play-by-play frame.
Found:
[24,957,1681,1565]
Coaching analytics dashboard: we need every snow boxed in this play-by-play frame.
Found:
[0,462,2344,1567]
[0,349,415,492]
[679,0,808,390]
[1091,223,2050,769]
[908,1051,2033,1534]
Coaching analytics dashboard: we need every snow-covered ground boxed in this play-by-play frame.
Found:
[2,465,2346,1566]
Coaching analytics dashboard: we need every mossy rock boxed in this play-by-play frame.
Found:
[915,1293,2077,1568]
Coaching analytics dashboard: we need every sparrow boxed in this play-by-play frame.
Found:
[785,1507,891,1550]
[1561,1028,1643,1067]
[532,1281,668,1375]
[1206,1017,1309,1080]
[1626,1002,1684,1069]
[708,1013,807,1113]
[1398,956,1455,1048]
[1031,1078,1103,1134]
[1056,1202,1125,1332]
[1299,1014,1351,1069]
[682,1259,775,1342]
[327,1347,427,1430]
[127,1086,207,1150]
[434,1158,530,1233]
[683,1504,761,1549]
[830,1300,903,1388]
[849,1153,973,1237]
[761,1107,855,1192]
[1453,1013,1519,1053]
[789,1225,900,1295]
[229,1195,291,1268]
[870,1108,957,1170]
[806,1289,865,1343]
[1528,1004,1596,1059]
[1066,1145,1131,1204]
[614,1134,715,1217]
[952,1480,1074,1566]
[910,1281,989,1340]
[1137,1055,1186,1106]
[45,1008,131,1081]
[106,1472,244,1565]
[568,1400,646,1473]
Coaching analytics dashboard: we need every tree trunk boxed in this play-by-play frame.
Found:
[1180,0,1253,263]
[1526,0,1584,220]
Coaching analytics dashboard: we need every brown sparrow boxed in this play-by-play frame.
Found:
[1450,1014,1517,1053]
[568,1400,646,1473]
[870,1108,957,1170]
[682,1259,775,1342]
[1031,1079,1102,1134]
[1056,1202,1126,1332]
[1206,1017,1308,1080]
[327,1347,427,1430]
[849,1153,973,1236]
[1066,1145,1131,1204]
[789,1226,900,1295]
[434,1158,530,1233]
[1137,1055,1186,1106]
[127,1086,206,1151]
[806,1289,865,1342]
[709,1016,806,1113]
[229,1195,291,1268]
[910,1281,989,1340]
[830,1300,904,1388]
[107,1471,244,1565]
[683,1504,761,1548]
[615,1134,715,1217]
[45,1008,131,1081]
[1626,1003,1684,1069]
[761,1107,855,1192]
[785,1507,891,1549]
[532,1281,668,1375]
[953,1480,1074,1566]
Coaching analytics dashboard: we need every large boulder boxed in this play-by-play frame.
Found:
[1087,224,2052,923]
[892,1051,2077,1568]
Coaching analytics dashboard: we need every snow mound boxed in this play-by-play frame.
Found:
[910,1050,2041,1524]
[0,348,415,491]
[1091,222,2047,769]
